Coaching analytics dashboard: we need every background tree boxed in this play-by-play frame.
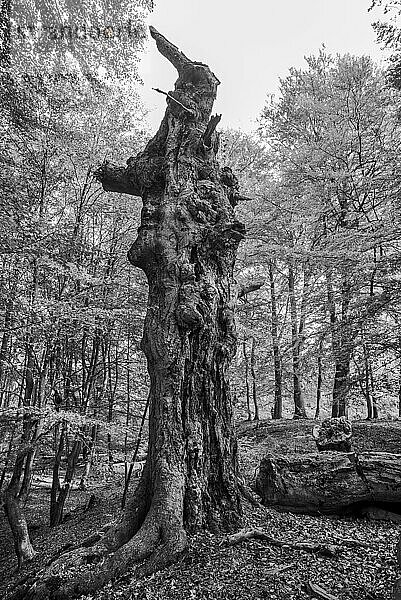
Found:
[258,51,401,419]
[0,0,152,565]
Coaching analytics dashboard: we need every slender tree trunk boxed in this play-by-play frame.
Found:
[18,447,37,502]
[50,422,65,526]
[363,338,373,420]
[243,340,252,420]
[0,416,18,493]
[27,28,250,599]
[268,260,282,419]
[332,361,350,417]
[398,351,401,418]
[18,349,48,502]
[4,452,36,570]
[124,326,132,488]
[288,263,306,418]
[106,337,117,470]
[50,437,81,527]
[369,360,378,419]
[327,272,351,418]
[79,423,98,491]
[250,337,259,421]
[3,406,40,570]
[315,337,323,420]
[4,328,39,568]
[0,301,12,408]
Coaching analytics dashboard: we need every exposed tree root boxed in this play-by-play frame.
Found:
[16,514,186,600]
[226,528,339,557]
[6,464,188,600]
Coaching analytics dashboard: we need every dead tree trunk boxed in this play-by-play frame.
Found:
[26,27,251,599]
[256,452,401,515]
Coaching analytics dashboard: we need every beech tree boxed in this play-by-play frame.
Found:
[370,0,401,87]
[20,27,255,599]
[259,51,401,418]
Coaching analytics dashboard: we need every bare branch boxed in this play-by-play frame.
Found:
[152,87,193,114]
[149,26,191,75]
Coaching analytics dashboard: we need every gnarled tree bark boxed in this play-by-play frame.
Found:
[22,27,247,600]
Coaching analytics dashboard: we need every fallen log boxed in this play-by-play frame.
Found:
[255,452,401,515]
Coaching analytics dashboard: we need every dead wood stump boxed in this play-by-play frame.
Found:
[312,416,352,452]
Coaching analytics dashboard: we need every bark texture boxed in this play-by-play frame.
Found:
[23,27,244,600]
[256,452,401,515]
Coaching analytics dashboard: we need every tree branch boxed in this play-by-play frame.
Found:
[149,26,191,75]
[238,278,265,299]
[152,88,193,114]
[94,161,141,197]
[149,26,220,89]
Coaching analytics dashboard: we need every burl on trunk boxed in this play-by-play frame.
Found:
[23,27,247,600]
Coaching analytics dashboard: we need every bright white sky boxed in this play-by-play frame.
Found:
[139,0,388,133]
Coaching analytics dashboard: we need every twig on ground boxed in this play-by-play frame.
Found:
[265,562,295,576]
[306,580,339,600]
[331,534,370,548]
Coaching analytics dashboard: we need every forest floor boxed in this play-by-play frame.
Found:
[1,419,400,600]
